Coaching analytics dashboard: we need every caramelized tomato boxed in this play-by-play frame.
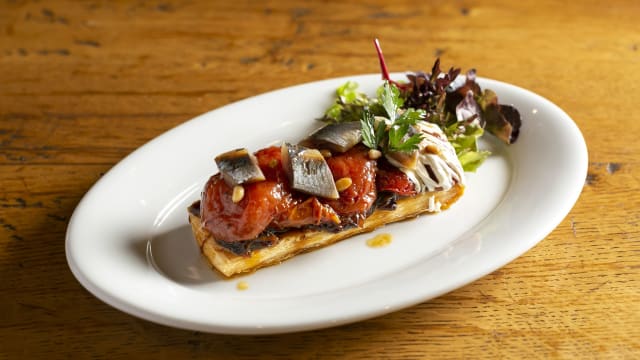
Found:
[254,146,287,182]
[200,175,294,242]
[376,159,417,196]
[274,197,340,228]
[324,145,377,216]
[202,145,381,242]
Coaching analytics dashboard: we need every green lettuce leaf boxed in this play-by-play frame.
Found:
[321,81,372,124]
[445,122,489,172]
[457,149,491,172]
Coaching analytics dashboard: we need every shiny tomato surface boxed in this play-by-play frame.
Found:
[202,145,386,242]
[200,175,294,241]
[323,146,377,216]
[254,146,287,182]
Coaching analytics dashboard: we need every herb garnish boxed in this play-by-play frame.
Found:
[321,39,522,171]
[360,82,425,153]
[360,110,383,149]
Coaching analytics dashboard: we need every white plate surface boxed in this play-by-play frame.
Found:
[66,74,588,334]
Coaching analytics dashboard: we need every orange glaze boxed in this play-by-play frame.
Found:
[366,233,393,248]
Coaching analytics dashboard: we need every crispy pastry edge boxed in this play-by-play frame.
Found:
[188,184,464,277]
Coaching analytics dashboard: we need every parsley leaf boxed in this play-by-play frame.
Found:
[378,81,402,122]
[396,134,423,152]
[375,120,386,148]
[360,110,386,150]
[387,124,406,148]
[388,124,423,152]
[396,108,425,126]
[360,110,377,149]
[379,82,425,153]
[359,81,426,153]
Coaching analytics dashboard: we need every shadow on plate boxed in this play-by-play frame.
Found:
[142,225,223,285]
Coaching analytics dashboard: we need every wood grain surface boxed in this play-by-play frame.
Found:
[1,0,639,358]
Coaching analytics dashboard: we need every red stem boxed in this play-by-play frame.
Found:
[374,38,391,81]
[373,38,406,89]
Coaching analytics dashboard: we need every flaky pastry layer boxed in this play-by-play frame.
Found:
[188,184,464,277]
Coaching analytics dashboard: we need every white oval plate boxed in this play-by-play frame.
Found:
[66,74,587,334]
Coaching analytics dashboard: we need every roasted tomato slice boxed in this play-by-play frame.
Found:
[274,197,340,228]
[200,174,294,242]
[376,158,417,196]
[323,145,377,217]
[254,146,287,183]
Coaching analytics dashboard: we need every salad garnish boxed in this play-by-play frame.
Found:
[360,82,425,153]
[320,39,522,172]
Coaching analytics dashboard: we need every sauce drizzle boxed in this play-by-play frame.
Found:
[366,233,392,248]
[236,281,249,291]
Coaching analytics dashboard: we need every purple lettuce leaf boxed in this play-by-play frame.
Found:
[477,89,521,144]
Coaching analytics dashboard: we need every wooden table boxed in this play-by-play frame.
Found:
[2,1,638,358]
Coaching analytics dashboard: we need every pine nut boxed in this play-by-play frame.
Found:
[232,185,245,203]
[425,144,439,154]
[320,149,332,158]
[335,177,353,192]
[368,149,382,159]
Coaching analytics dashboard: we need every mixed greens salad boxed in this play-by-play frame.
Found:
[320,40,522,172]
